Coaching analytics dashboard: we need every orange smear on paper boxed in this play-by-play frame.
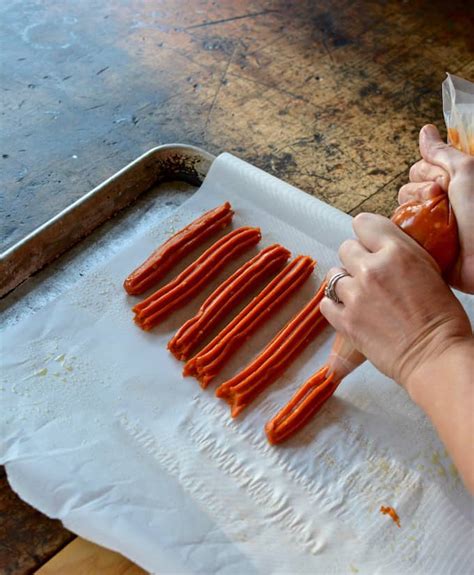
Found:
[380,506,401,528]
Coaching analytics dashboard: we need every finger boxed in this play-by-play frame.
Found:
[326,266,353,304]
[338,239,370,275]
[409,159,449,190]
[419,124,467,177]
[352,212,407,252]
[397,181,445,204]
[320,297,346,333]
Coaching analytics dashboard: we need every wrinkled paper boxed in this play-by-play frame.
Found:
[1,154,473,574]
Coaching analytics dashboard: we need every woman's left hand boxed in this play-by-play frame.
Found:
[320,213,472,388]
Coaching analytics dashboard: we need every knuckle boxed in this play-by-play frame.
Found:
[430,141,449,158]
[353,212,373,225]
[397,185,412,204]
[353,212,381,233]
[397,190,404,204]
[386,240,417,268]
[338,239,355,258]
[353,213,367,229]
[363,266,380,283]
[398,183,410,194]
[359,261,387,285]
[385,239,404,259]
[358,261,370,278]
[337,242,347,259]
[435,173,450,190]
[359,259,376,276]
[409,163,419,180]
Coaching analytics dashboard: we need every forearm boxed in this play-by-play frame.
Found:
[404,337,474,493]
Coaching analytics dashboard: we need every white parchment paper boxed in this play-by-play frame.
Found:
[1,154,473,574]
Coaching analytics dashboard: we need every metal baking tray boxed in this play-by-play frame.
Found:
[0,144,215,301]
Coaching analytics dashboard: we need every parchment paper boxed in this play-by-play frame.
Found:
[1,153,473,574]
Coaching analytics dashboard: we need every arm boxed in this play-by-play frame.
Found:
[405,337,474,492]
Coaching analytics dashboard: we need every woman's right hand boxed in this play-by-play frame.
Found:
[398,124,474,293]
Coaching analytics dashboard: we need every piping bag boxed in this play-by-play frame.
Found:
[266,73,474,444]
[443,73,474,155]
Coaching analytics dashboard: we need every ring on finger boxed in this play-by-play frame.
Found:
[324,270,351,304]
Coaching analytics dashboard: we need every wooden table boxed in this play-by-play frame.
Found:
[1,0,472,572]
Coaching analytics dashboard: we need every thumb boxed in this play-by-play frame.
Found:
[419,124,466,177]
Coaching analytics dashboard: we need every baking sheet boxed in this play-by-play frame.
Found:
[1,153,473,574]
[0,144,212,297]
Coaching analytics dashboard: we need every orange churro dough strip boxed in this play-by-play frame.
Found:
[216,281,327,417]
[184,255,316,387]
[168,244,291,360]
[133,227,261,330]
[124,202,234,295]
[265,365,339,444]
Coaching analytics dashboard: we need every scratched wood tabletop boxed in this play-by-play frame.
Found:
[0,0,472,572]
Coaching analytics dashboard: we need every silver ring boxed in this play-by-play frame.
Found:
[324,271,350,304]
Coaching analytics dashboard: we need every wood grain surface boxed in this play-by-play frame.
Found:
[35,539,146,575]
[0,468,73,574]
[1,0,473,573]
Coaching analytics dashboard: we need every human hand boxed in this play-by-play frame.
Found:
[398,124,474,293]
[320,213,472,389]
